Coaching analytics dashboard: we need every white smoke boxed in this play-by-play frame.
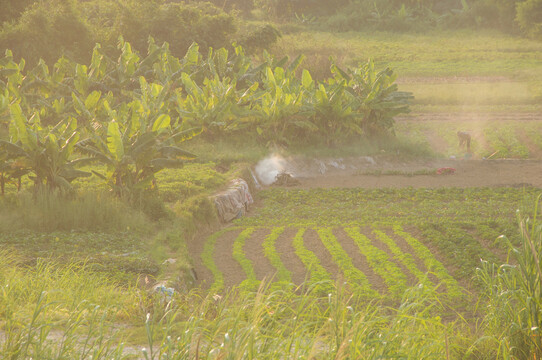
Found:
[254,154,286,186]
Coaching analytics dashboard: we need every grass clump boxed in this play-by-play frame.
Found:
[475,195,542,358]
[0,190,150,233]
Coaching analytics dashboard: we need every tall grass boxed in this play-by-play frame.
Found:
[0,251,143,359]
[0,190,150,233]
[476,194,542,359]
[1,246,462,359]
[136,280,456,359]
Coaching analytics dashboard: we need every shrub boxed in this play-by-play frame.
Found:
[111,1,237,58]
[516,0,542,38]
[0,0,94,65]
[237,24,281,54]
[0,0,36,24]
[0,0,239,66]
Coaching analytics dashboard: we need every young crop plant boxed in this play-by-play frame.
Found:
[392,225,463,299]
[419,222,500,279]
[484,124,530,159]
[344,227,407,298]
[317,228,377,297]
[262,227,292,284]
[372,229,430,287]
[291,228,333,294]
[232,227,259,291]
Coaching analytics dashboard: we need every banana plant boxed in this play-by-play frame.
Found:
[177,72,242,136]
[77,93,200,198]
[254,65,316,144]
[0,151,27,195]
[305,69,361,143]
[338,59,412,135]
[0,104,93,192]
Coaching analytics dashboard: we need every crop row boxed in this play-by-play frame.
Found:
[344,227,407,298]
[203,226,469,299]
[232,228,258,291]
[392,225,463,298]
[262,227,292,285]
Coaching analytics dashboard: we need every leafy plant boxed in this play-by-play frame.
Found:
[476,195,542,358]
[77,92,199,197]
[0,104,92,192]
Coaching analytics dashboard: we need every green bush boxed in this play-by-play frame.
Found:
[237,24,281,53]
[195,0,255,15]
[0,0,94,65]
[0,0,36,24]
[0,0,238,66]
[114,1,237,58]
[516,0,542,38]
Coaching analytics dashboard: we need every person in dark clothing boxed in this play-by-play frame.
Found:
[457,131,471,153]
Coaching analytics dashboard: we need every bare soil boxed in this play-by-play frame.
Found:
[275,228,307,285]
[213,228,245,288]
[302,228,340,281]
[397,113,542,122]
[244,228,275,282]
[283,158,542,189]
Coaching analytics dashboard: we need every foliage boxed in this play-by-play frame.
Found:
[0,0,36,24]
[202,228,233,293]
[237,187,537,280]
[476,195,542,358]
[0,190,149,233]
[262,227,292,284]
[0,0,95,65]
[1,104,92,192]
[237,24,282,54]
[516,0,542,38]
[292,228,334,293]
[0,0,238,67]
[345,227,408,297]
[0,38,411,195]
[317,228,378,296]
[232,228,259,291]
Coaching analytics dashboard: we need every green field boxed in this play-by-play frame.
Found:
[2,7,542,358]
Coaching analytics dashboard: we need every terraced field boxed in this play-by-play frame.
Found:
[199,225,465,299]
[193,187,539,300]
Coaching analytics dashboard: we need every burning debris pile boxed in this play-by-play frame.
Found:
[273,171,300,186]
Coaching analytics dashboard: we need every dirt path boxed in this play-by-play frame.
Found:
[275,228,307,285]
[287,160,542,189]
[303,228,340,281]
[244,228,276,282]
[397,113,542,122]
[213,229,245,288]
